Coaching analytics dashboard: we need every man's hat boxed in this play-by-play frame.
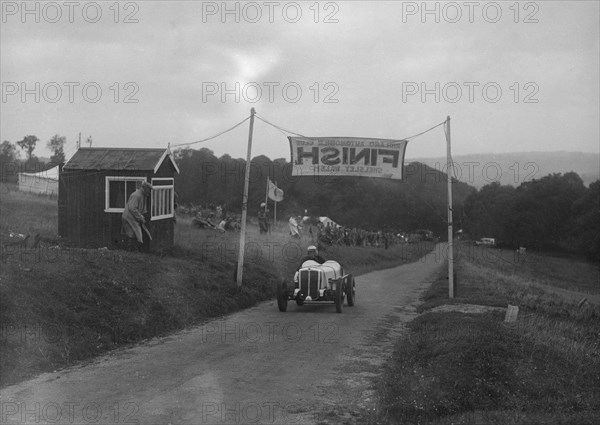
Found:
[260,202,266,207]
[141,181,153,190]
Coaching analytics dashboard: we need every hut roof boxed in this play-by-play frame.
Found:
[63,147,179,173]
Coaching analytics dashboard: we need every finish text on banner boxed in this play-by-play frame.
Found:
[288,137,408,179]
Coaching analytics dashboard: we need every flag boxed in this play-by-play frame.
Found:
[288,136,408,180]
[267,178,284,202]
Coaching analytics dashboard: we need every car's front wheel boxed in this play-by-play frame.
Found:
[334,282,343,313]
[346,276,355,307]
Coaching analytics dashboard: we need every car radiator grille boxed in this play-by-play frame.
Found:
[299,270,320,299]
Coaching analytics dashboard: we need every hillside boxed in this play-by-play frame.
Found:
[281,161,474,237]
[411,151,600,188]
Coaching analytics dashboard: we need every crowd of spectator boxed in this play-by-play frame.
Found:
[179,203,433,246]
[185,203,241,232]
[314,221,406,249]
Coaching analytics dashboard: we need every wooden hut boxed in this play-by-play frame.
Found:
[58,147,179,251]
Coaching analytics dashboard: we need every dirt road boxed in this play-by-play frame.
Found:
[0,245,446,425]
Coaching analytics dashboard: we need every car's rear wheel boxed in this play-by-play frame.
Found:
[346,276,355,307]
[277,281,288,312]
[334,281,343,313]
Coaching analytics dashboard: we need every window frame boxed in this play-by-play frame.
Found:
[150,177,175,221]
[104,176,147,213]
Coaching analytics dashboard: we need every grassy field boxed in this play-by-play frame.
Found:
[0,184,58,237]
[375,243,600,424]
[0,187,434,387]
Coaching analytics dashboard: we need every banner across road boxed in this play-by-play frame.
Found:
[288,136,408,179]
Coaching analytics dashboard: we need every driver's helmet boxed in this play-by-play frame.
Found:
[307,245,318,254]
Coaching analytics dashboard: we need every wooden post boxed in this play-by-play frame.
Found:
[446,116,455,298]
[264,178,269,207]
[236,108,256,287]
[265,178,270,234]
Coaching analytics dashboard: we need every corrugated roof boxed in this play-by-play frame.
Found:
[63,148,176,172]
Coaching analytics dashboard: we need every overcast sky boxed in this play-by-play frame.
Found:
[1,1,598,161]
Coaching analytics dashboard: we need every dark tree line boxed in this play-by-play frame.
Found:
[464,172,599,260]
[173,147,475,236]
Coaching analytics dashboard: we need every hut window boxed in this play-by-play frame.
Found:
[151,178,174,221]
[105,176,147,212]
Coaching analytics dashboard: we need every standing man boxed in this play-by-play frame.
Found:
[258,202,269,234]
[289,215,301,238]
[121,181,153,251]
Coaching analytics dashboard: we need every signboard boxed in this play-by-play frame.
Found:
[288,136,408,179]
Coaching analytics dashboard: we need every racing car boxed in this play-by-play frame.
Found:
[276,260,355,313]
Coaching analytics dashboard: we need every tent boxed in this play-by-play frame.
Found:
[319,216,339,228]
[18,166,59,196]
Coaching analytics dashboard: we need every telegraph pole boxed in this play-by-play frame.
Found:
[446,116,455,298]
[236,108,256,287]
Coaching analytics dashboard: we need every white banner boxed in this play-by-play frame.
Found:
[288,136,408,179]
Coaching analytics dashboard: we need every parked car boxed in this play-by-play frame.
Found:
[475,237,496,246]
[277,260,355,313]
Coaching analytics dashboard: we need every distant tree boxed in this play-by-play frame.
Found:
[17,135,38,161]
[47,134,66,165]
[173,147,193,161]
[1,141,18,161]
[565,180,600,260]
[0,141,19,182]
[464,172,592,254]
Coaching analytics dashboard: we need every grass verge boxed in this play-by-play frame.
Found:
[375,244,600,425]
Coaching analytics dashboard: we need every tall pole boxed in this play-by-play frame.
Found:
[265,178,270,234]
[446,116,455,298]
[273,180,277,225]
[236,108,256,287]
[265,178,269,207]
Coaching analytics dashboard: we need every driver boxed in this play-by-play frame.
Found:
[298,245,325,269]
[294,245,326,285]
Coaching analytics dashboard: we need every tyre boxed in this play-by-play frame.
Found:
[346,276,355,307]
[277,281,288,312]
[334,282,343,313]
